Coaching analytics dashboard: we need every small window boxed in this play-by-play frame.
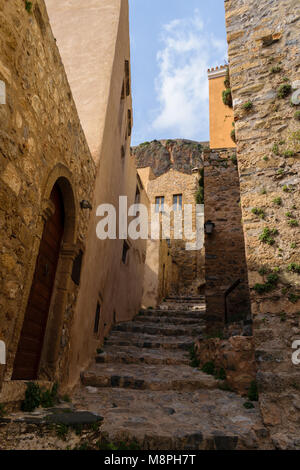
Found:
[121,145,125,160]
[71,250,83,286]
[94,302,101,334]
[155,196,165,213]
[173,194,182,211]
[135,186,141,204]
[125,60,130,96]
[122,241,130,264]
[127,109,132,136]
[121,81,125,100]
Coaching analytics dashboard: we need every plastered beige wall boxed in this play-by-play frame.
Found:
[209,72,236,150]
[45,0,147,391]
[46,0,122,162]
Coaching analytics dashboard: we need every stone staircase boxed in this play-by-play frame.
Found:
[73,298,271,450]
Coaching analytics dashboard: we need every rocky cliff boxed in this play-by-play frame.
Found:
[131,139,208,176]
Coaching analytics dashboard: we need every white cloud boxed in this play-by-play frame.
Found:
[152,11,227,139]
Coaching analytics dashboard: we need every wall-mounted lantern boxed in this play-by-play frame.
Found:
[80,200,92,210]
[204,220,215,235]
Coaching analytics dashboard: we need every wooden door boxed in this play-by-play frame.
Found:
[12,185,64,380]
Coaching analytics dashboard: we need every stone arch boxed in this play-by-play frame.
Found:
[42,163,78,244]
[6,164,79,382]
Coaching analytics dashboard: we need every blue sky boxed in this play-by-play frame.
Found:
[129,0,228,145]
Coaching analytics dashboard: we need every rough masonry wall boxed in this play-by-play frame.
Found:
[134,140,205,298]
[146,168,205,297]
[225,0,300,448]
[204,149,251,330]
[0,0,95,394]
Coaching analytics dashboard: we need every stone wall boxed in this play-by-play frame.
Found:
[225,0,300,448]
[204,148,251,331]
[195,336,256,396]
[142,166,205,297]
[0,0,95,395]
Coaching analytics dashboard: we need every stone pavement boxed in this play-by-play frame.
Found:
[73,298,272,450]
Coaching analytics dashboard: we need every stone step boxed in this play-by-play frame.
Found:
[165,296,205,302]
[81,363,219,391]
[113,322,205,337]
[96,346,190,366]
[141,308,206,318]
[134,315,205,325]
[72,387,270,450]
[106,332,194,350]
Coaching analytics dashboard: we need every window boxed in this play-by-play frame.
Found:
[155,196,165,213]
[94,302,101,334]
[71,250,83,286]
[125,60,130,96]
[135,186,141,204]
[127,109,132,136]
[173,194,182,211]
[122,240,130,264]
[121,145,125,160]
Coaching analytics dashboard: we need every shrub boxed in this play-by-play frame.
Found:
[202,361,215,376]
[21,382,58,412]
[222,88,233,107]
[270,66,282,74]
[288,293,300,304]
[243,401,255,409]
[230,154,237,165]
[224,68,230,88]
[251,208,265,219]
[277,84,292,98]
[25,1,33,13]
[56,423,69,440]
[283,150,295,158]
[215,368,226,381]
[230,129,236,143]
[291,242,297,249]
[253,273,279,294]
[288,219,299,227]
[272,143,279,155]
[189,345,200,368]
[259,227,278,245]
[258,267,268,276]
[243,101,253,111]
[248,381,258,401]
[294,111,300,121]
[273,197,282,206]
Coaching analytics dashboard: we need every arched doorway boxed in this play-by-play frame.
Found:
[12,184,65,380]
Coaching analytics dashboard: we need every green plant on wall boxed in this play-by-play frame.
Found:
[230,128,236,143]
[195,168,204,205]
[25,1,33,13]
[277,83,292,99]
[251,208,265,219]
[287,263,300,274]
[242,101,253,111]
[222,88,233,107]
[273,197,282,206]
[253,273,279,294]
[259,227,278,245]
